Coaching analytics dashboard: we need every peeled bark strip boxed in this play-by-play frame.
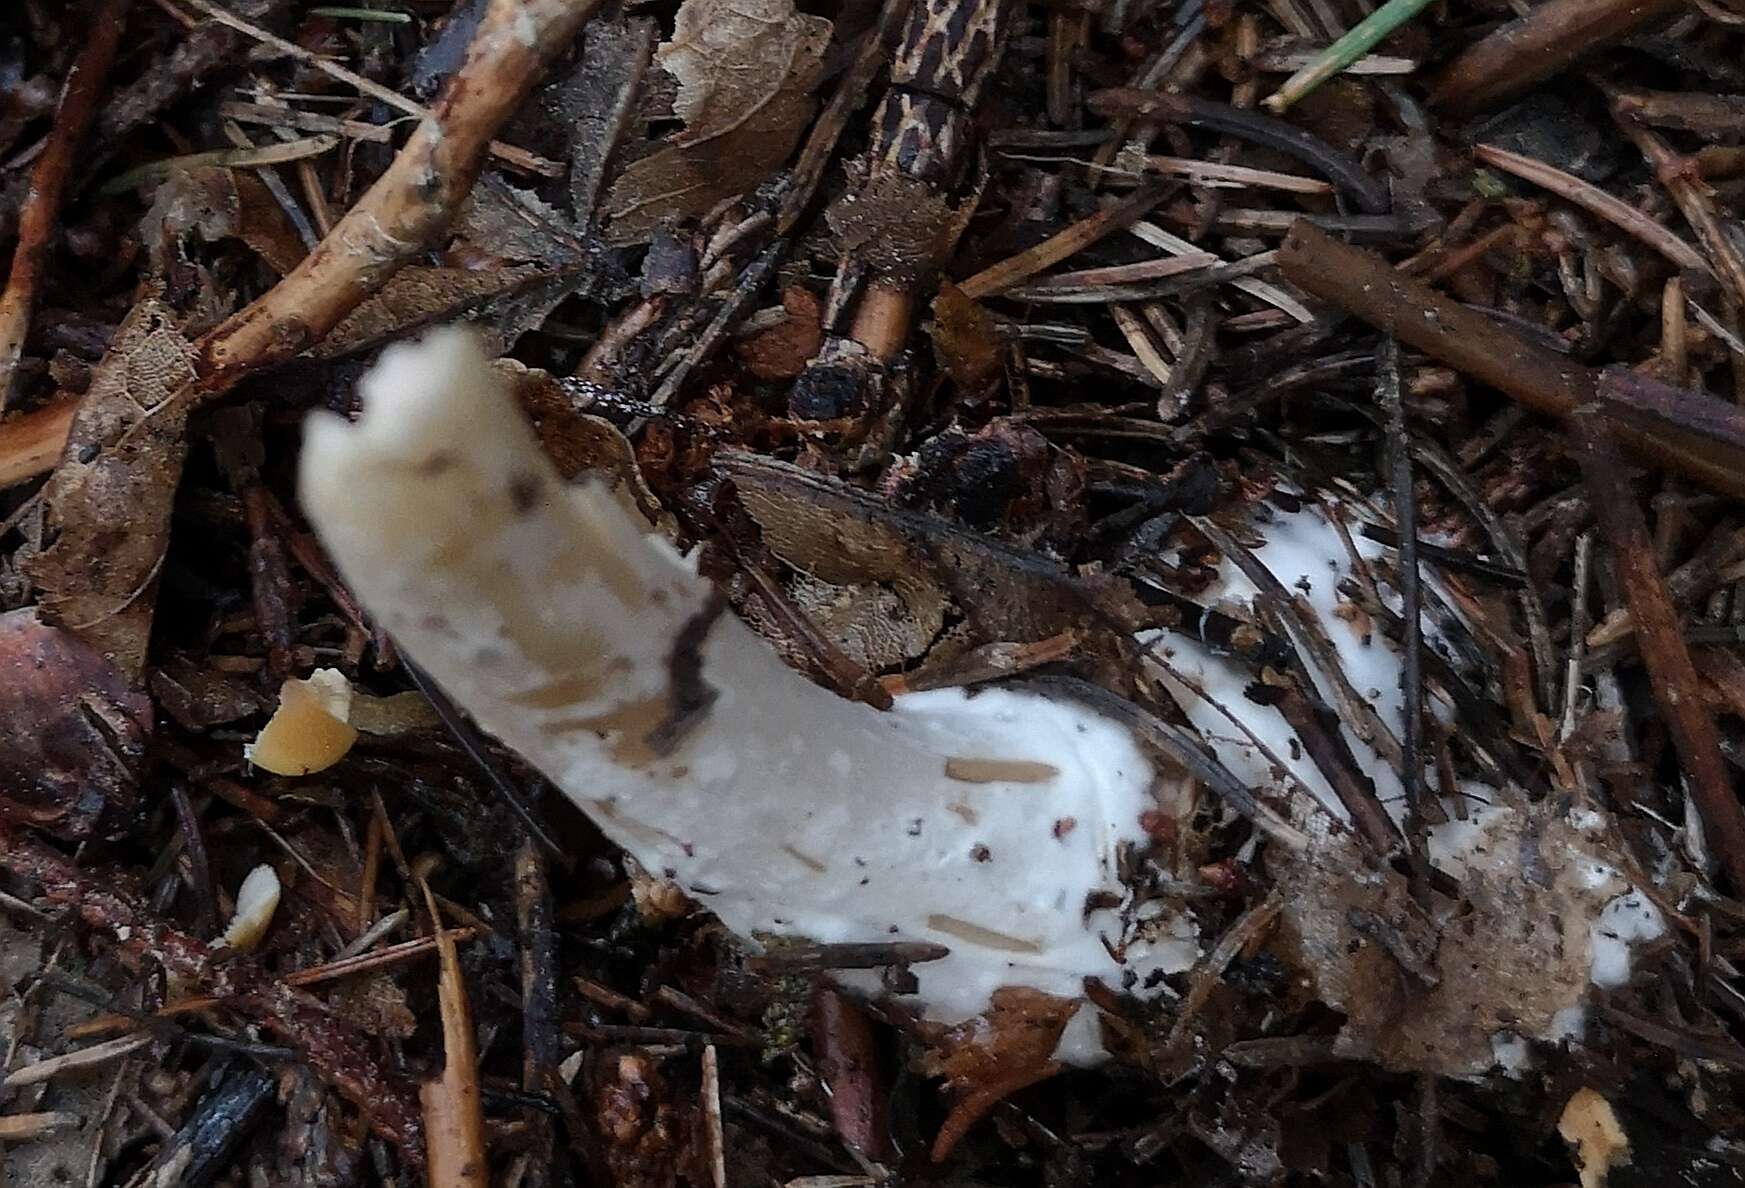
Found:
[300,328,1196,1060]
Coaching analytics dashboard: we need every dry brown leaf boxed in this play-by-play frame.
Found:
[23,292,200,677]
[314,180,611,360]
[788,574,940,669]
[929,281,1004,392]
[0,606,151,838]
[498,360,671,527]
[142,165,307,276]
[309,264,542,359]
[659,0,830,146]
[602,0,829,244]
[923,987,1077,1091]
[1277,806,1618,1076]
[603,91,815,246]
[735,285,824,380]
[719,451,1142,647]
[149,653,270,729]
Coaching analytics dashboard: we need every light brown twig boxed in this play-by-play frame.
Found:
[196,0,600,382]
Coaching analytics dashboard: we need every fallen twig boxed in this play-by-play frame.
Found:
[1429,0,1684,114]
[194,0,600,382]
[175,0,560,177]
[0,394,78,489]
[1572,412,1745,893]
[1277,220,1745,497]
[0,0,131,410]
[419,882,488,1188]
[1472,143,1709,275]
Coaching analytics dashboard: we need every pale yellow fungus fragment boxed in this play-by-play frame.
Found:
[245,668,359,775]
[1559,1087,1630,1188]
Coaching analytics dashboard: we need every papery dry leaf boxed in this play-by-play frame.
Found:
[0,606,152,838]
[719,451,1144,645]
[1277,806,1618,1076]
[150,652,271,729]
[497,360,670,527]
[923,986,1077,1091]
[23,292,200,677]
[789,574,940,669]
[659,0,830,146]
[930,281,1004,392]
[602,0,829,244]
[456,177,596,269]
[553,16,658,221]
[602,92,815,246]
[142,165,306,277]
[311,266,548,360]
[735,286,823,380]
[315,179,615,359]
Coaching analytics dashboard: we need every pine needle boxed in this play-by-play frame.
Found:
[1264,0,1435,113]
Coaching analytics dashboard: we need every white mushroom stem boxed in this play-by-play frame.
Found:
[299,329,1194,1062]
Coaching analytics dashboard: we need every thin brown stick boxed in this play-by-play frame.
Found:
[419,882,488,1188]
[0,0,131,410]
[958,185,1171,299]
[284,927,476,988]
[0,393,78,488]
[1608,111,1745,315]
[1429,0,1683,114]
[1572,412,1745,894]
[0,824,427,1165]
[1277,220,1745,497]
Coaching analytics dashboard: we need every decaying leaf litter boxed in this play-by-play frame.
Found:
[5,0,1745,1184]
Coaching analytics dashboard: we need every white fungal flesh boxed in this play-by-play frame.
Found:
[220,864,281,953]
[301,328,1665,1074]
[299,329,1195,1063]
[1144,505,1423,823]
[1144,504,1665,1062]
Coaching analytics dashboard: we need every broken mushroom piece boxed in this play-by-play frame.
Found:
[299,328,1196,1063]
[1142,502,1668,1075]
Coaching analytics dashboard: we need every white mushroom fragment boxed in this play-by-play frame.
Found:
[300,328,1666,1077]
[299,328,1196,1063]
[219,863,282,954]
